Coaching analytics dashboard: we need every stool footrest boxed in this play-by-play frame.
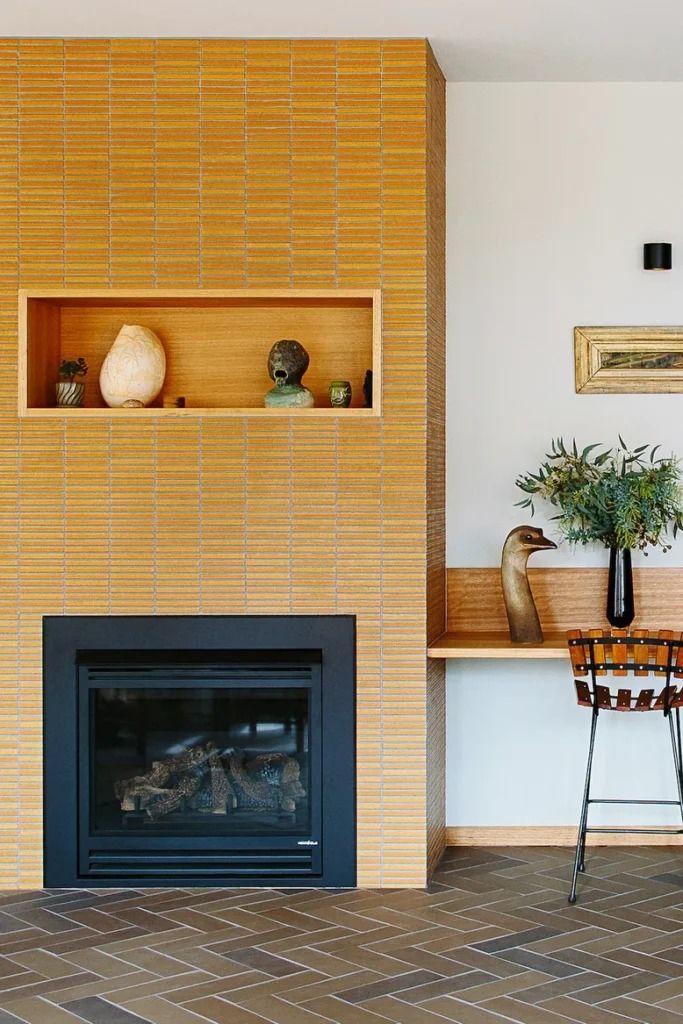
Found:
[587,798,681,805]
[586,827,683,835]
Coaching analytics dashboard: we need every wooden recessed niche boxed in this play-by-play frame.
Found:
[19,289,381,418]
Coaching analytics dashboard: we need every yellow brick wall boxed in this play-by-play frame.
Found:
[0,38,445,888]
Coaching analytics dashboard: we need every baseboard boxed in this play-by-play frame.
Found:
[446,826,683,847]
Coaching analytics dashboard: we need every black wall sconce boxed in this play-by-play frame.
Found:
[643,242,672,270]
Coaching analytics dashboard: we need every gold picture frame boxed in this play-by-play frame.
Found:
[575,326,683,394]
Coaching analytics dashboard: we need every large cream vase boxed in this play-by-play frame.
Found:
[99,324,166,408]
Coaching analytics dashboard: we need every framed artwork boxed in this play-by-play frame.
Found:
[575,326,683,393]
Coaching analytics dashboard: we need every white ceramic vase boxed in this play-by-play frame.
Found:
[99,324,166,408]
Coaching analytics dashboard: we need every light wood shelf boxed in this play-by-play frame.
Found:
[428,631,569,659]
[18,288,382,418]
[22,406,379,420]
[431,565,683,659]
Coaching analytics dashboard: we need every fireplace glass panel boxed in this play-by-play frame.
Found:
[91,686,310,836]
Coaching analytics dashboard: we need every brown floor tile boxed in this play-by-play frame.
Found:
[273,969,380,1005]
[46,972,149,1005]
[482,996,580,1023]
[236,994,336,1024]
[538,948,637,979]
[0,973,101,1005]
[156,910,237,933]
[302,995,399,1022]
[0,849,680,1023]
[543,994,644,1022]
[222,948,304,978]
[473,927,561,954]
[316,943,427,978]
[107,973,209,1006]
[602,997,683,1024]
[571,971,668,1005]
[120,996,210,1024]
[0,998,84,1024]
[163,972,262,1005]
[7,950,87,981]
[493,948,583,978]
[361,995,465,1023]
[455,971,556,1004]
[658,993,683,1013]
[507,972,611,1005]
[59,949,141,980]
[417,995,515,1022]
[629,973,683,1003]
[183,995,286,1023]
[334,969,445,1004]
[61,996,153,1023]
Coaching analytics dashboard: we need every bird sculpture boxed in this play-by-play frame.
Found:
[501,525,557,643]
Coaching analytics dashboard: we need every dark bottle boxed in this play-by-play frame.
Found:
[606,547,635,628]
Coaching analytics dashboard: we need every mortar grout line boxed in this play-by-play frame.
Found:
[243,417,249,612]
[152,421,158,614]
[197,418,204,614]
[288,418,294,613]
[334,40,339,290]
[198,39,203,290]
[107,38,112,288]
[379,39,386,889]
[243,40,249,289]
[152,40,158,288]
[289,40,294,290]
[62,39,67,289]
[62,419,67,616]
[15,39,22,891]
[107,419,113,615]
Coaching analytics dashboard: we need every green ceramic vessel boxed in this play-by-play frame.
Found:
[329,380,352,408]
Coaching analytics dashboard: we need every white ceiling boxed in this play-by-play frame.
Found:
[4,0,683,81]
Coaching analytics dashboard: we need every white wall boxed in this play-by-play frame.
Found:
[446,83,683,828]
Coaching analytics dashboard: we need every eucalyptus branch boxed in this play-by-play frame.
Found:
[516,437,683,552]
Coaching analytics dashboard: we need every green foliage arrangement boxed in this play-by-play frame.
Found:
[58,358,88,382]
[515,437,683,552]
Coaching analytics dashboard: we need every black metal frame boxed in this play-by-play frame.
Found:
[43,614,356,888]
[568,634,683,904]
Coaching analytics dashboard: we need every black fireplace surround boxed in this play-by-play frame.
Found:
[43,615,356,888]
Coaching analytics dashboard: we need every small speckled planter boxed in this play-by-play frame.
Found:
[56,381,85,407]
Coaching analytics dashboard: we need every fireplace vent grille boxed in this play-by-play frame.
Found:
[87,848,316,879]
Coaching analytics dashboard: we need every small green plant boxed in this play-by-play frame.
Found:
[516,437,683,552]
[58,358,88,382]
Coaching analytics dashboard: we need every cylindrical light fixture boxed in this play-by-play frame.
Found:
[643,242,672,270]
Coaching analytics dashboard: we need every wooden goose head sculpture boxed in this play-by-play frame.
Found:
[501,525,557,643]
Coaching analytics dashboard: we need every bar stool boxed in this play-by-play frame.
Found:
[567,628,683,903]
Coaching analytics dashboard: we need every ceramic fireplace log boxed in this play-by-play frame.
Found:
[114,742,228,819]
[114,744,306,819]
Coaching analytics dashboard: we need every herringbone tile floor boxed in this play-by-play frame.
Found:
[0,848,682,1023]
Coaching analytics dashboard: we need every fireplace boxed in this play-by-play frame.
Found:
[43,615,356,887]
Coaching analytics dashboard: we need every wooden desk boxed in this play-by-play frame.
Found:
[428,631,568,659]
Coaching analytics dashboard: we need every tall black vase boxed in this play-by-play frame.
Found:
[606,547,635,628]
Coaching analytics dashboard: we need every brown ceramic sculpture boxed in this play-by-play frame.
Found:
[264,339,314,408]
[501,525,557,643]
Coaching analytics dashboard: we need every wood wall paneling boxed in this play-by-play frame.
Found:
[447,567,683,634]
[2,39,445,888]
[446,826,683,847]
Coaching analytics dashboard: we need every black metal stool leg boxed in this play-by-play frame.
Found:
[676,708,683,802]
[579,825,587,873]
[569,707,598,904]
[668,711,683,823]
